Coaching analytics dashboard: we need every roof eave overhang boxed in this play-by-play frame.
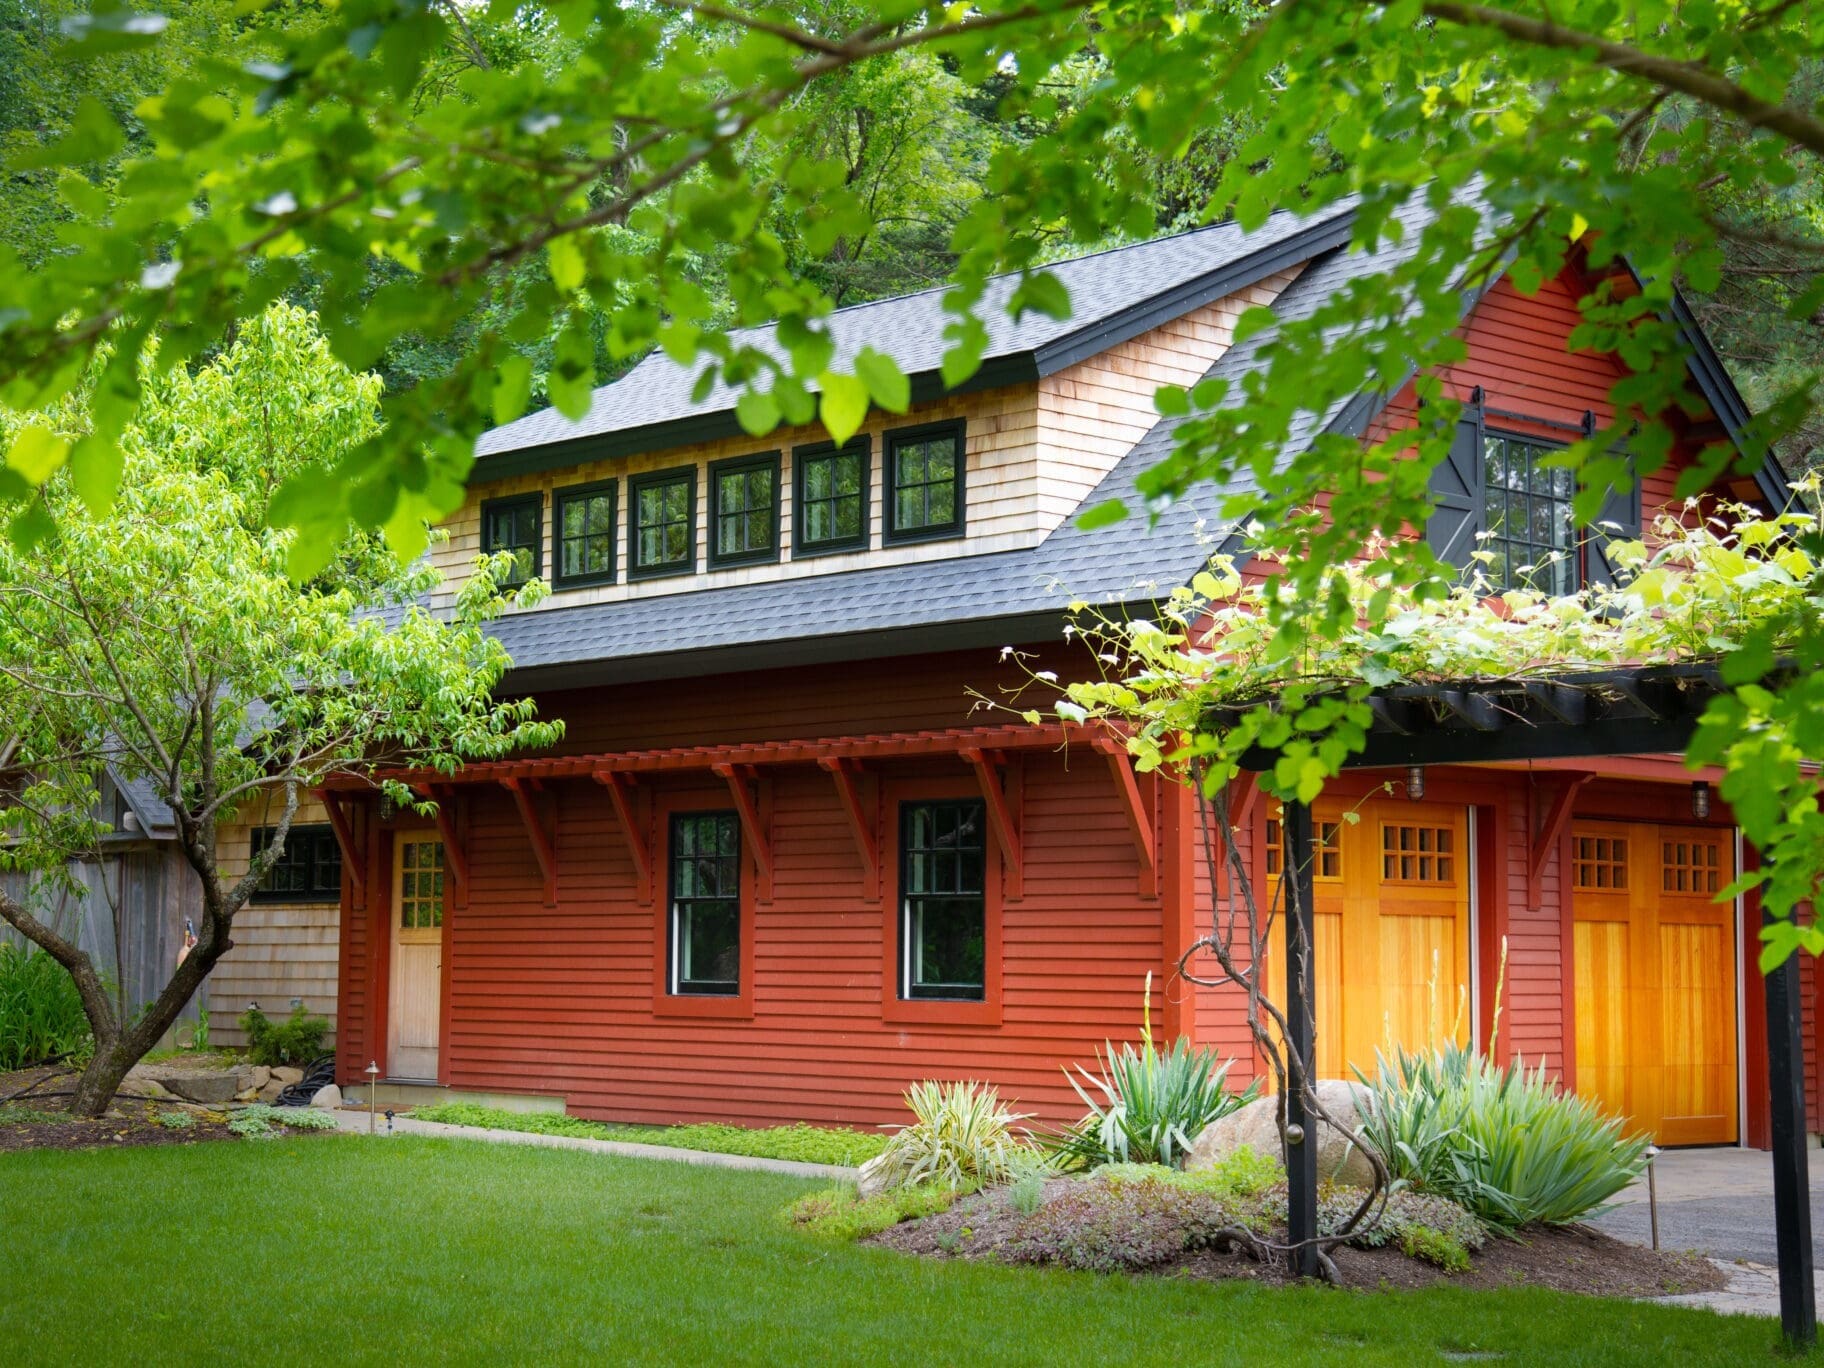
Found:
[466,209,1360,487]
[496,606,1089,693]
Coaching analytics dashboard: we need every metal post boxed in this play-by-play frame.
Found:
[1765,924,1816,1349]
[1283,800,1320,1279]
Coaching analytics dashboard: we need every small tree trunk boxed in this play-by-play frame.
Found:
[67,1033,136,1118]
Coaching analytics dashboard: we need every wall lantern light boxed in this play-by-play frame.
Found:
[1407,766,1426,802]
[1691,780,1712,821]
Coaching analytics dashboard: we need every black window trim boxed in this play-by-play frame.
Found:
[791,435,872,557]
[897,797,988,1003]
[667,808,742,997]
[707,450,783,569]
[626,465,698,580]
[551,478,619,590]
[250,823,342,904]
[478,492,544,587]
[1480,428,1581,595]
[883,417,967,545]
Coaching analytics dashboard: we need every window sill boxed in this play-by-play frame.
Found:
[653,991,754,1020]
[881,995,1000,1028]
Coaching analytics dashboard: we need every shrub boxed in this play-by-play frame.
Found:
[240,1004,330,1067]
[1049,985,1256,1169]
[1356,1043,1650,1230]
[1097,1144,1283,1200]
[859,1080,1036,1194]
[156,1111,196,1131]
[1316,1184,1486,1255]
[1400,1224,1471,1273]
[784,1183,960,1240]
[0,943,92,1071]
[228,1104,340,1139]
[999,1180,1236,1273]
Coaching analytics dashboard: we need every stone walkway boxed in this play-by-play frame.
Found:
[325,1108,859,1181]
[1590,1147,1823,1320]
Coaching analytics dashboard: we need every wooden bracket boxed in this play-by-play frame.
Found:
[1228,770,1262,831]
[961,747,1023,899]
[503,777,558,907]
[1094,740,1157,896]
[316,791,367,905]
[712,763,774,900]
[593,769,652,903]
[818,757,879,893]
[415,784,469,907]
[1529,772,1594,905]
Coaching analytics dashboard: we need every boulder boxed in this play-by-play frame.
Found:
[1186,1079,1378,1188]
[234,1086,261,1103]
[143,1069,239,1105]
[250,1066,272,1091]
[272,1067,305,1086]
[309,1083,343,1111]
[857,1154,890,1199]
[116,1075,178,1102]
[258,1080,285,1104]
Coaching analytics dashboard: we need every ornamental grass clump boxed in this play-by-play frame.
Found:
[859,1080,1035,1194]
[1050,976,1257,1169]
[0,943,91,1071]
[1356,1042,1650,1231]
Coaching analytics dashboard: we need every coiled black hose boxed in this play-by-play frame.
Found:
[274,1054,337,1108]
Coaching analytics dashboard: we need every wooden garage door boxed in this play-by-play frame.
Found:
[1266,800,1472,1081]
[1571,822,1737,1146]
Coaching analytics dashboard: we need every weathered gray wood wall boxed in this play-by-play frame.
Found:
[1,843,205,1033]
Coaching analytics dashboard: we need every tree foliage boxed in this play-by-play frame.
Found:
[5,1,1824,949]
[0,303,560,1113]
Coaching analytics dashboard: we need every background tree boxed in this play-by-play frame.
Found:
[0,303,561,1115]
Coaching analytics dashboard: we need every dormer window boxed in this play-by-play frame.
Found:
[480,494,542,588]
[1483,435,1577,595]
[554,481,617,588]
[709,453,780,568]
[794,438,869,556]
[885,420,965,543]
[629,467,696,578]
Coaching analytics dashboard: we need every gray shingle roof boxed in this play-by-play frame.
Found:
[475,201,1356,468]
[488,202,1439,688]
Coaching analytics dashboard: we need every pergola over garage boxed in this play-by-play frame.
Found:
[1223,660,1815,1346]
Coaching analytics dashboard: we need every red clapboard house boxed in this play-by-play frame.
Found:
[318,195,1803,1148]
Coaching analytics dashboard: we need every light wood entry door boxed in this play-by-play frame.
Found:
[1572,821,1738,1146]
[1266,799,1473,1081]
[388,834,446,1081]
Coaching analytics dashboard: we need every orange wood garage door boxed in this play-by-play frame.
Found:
[1571,822,1738,1146]
[1267,799,1472,1080]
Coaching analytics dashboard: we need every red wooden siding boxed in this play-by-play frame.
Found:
[341,651,1179,1126]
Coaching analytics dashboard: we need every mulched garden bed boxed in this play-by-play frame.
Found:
[866,1179,1725,1299]
[0,1067,322,1153]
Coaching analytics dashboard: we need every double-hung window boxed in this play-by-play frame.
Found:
[251,825,342,903]
[709,453,780,567]
[794,438,869,554]
[1482,434,1578,594]
[668,811,742,996]
[884,420,965,542]
[629,467,696,578]
[898,800,987,1000]
[553,481,617,588]
[480,494,542,588]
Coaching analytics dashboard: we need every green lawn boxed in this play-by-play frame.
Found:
[0,1135,1801,1366]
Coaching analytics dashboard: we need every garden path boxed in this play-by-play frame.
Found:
[324,1107,858,1180]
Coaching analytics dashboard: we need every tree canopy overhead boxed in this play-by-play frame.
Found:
[5,0,1824,949]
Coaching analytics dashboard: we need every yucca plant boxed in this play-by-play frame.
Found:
[1355,1041,1650,1231]
[0,942,91,1072]
[1050,977,1258,1169]
[859,1080,1036,1194]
